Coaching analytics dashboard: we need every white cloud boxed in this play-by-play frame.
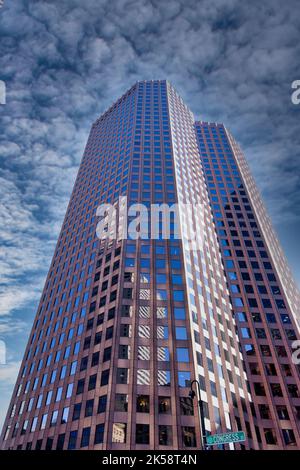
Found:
[0,361,21,385]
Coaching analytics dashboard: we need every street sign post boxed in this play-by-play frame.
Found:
[206,431,246,446]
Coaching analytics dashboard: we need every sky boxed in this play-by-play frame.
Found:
[0,0,300,430]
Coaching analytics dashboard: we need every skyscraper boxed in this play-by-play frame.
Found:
[1,81,299,450]
[195,122,300,448]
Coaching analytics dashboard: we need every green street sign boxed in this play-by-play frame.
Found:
[206,431,246,446]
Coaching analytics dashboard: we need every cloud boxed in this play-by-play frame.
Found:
[0,362,21,386]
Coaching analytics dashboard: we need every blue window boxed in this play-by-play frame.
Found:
[68,430,78,450]
[236,312,247,322]
[266,313,276,323]
[156,259,166,269]
[174,308,186,320]
[140,258,150,268]
[55,387,63,402]
[64,346,71,359]
[74,342,80,355]
[156,274,167,284]
[66,383,73,399]
[125,257,135,267]
[234,298,244,307]
[157,289,167,301]
[176,348,189,362]
[173,290,184,302]
[241,328,251,339]
[231,285,240,293]
[70,361,77,376]
[280,314,291,324]
[171,260,181,270]
[226,260,234,268]
[172,275,183,285]
[178,371,191,387]
[176,327,187,340]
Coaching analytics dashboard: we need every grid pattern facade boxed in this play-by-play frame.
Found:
[195,121,300,448]
[1,82,299,450]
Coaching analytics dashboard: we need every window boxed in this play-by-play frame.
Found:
[282,429,296,446]
[158,396,171,414]
[158,370,171,386]
[138,325,150,338]
[94,424,104,445]
[88,374,97,391]
[259,404,270,420]
[173,290,184,302]
[264,428,277,445]
[288,384,299,398]
[270,383,283,397]
[241,327,251,338]
[120,324,131,337]
[176,348,189,362]
[80,356,88,371]
[139,306,150,318]
[180,397,194,415]
[97,395,107,414]
[157,306,168,318]
[138,345,150,360]
[175,327,187,340]
[157,326,168,339]
[76,379,85,395]
[117,368,128,384]
[40,413,48,430]
[72,403,81,421]
[105,326,113,340]
[101,370,109,386]
[61,407,69,424]
[276,406,289,420]
[115,394,128,412]
[174,308,185,319]
[103,347,112,362]
[91,352,100,367]
[68,430,78,450]
[136,395,150,413]
[157,347,170,361]
[156,289,167,301]
[260,345,271,356]
[85,399,94,417]
[119,344,130,360]
[254,383,266,396]
[112,423,127,443]
[137,369,150,385]
[178,371,191,387]
[159,425,173,446]
[136,424,149,444]
[66,383,73,398]
[80,427,91,448]
[182,426,196,447]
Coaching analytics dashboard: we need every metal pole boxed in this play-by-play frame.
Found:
[190,379,207,450]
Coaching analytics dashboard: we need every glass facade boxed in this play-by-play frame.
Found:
[1,81,299,450]
[195,121,300,448]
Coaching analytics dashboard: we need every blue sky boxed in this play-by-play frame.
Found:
[0,0,300,429]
